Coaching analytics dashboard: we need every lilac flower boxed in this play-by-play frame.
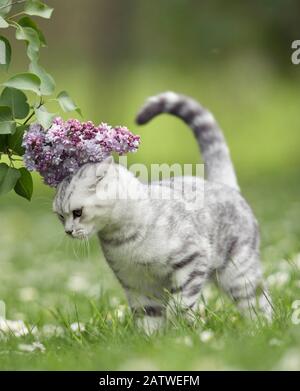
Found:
[22,117,140,187]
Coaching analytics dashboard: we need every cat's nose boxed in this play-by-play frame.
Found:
[65,230,73,236]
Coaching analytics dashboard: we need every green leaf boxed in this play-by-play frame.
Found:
[0,87,30,119]
[0,105,12,120]
[18,16,46,46]
[57,91,82,116]
[29,61,55,95]
[0,105,16,134]
[7,124,27,155]
[36,106,55,129]
[24,1,53,19]
[0,35,11,70]
[14,167,33,200]
[3,72,41,95]
[0,120,14,134]
[0,134,7,152]
[15,24,40,61]
[0,15,8,28]
[0,1,12,17]
[0,162,20,195]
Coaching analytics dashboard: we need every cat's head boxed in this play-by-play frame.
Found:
[53,156,118,239]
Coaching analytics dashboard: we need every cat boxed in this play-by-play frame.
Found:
[53,91,272,333]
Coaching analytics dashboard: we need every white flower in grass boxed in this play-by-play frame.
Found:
[67,275,89,293]
[41,324,64,337]
[115,305,126,322]
[199,329,214,343]
[70,322,85,334]
[18,287,38,302]
[0,318,29,337]
[175,335,193,347]
[28,325,38,336]
[18,342,45,353]
[267,271,290,287]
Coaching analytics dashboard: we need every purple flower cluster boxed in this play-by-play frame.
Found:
[22,117,140,187]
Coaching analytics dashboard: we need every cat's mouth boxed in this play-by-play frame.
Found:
[71,227,97,240]
[70,230,88,240]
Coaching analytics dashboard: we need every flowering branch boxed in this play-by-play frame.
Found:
[23,119,140,187]
[0,1,74,201]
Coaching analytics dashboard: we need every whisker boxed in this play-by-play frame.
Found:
[84,236,91,258]
[72,241,81,261]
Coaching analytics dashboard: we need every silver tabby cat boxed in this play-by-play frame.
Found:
[53,92,272,333]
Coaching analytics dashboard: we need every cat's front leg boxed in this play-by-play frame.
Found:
[166,252,209,323]
[126,290,165,335]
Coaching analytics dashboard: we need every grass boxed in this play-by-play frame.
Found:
[1,66,300,370]
[0,173,300,371]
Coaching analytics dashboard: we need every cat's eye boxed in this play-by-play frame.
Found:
[72,208,82,219]
[58,214,64,222]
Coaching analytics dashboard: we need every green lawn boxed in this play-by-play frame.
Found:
[0,67,300,370]
[0,172,300,370]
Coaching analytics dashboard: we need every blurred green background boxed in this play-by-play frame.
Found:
[3,0,300,182]
[0,0,300,370]
[39,0,300,179]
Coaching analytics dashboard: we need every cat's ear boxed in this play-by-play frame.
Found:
[86,157,114,193]
[95,155,114,179]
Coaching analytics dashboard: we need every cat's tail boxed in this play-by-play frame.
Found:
[136,91,239,191]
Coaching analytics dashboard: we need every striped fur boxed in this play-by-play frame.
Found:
[137,91,239,191]
[53,93,273,334]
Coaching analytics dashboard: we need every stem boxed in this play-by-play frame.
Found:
[6,148,15,168]
[23,110,35,126]
[8,19,18,28]
[0,0,26,11]
[7,10,25,20]
[23,98,44,125]
[10,157,23,162]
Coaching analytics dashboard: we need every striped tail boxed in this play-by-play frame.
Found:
[136,91,239,191]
